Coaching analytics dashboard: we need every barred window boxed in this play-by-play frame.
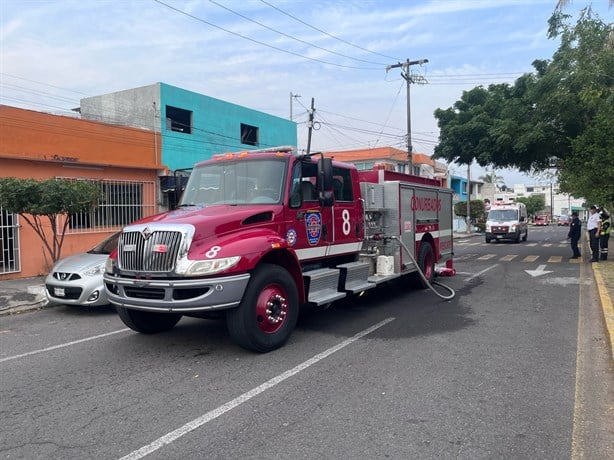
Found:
[0,207,20,274]
[61,178,156,233]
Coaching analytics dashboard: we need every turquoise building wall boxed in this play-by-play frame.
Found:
[159,83,297,171]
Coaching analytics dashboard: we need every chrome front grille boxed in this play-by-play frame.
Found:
[118,230,183,272]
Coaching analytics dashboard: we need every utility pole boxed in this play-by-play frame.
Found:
[290,92,301,120]
[467,162,472,234]
[386,58,428,174]
[305,97,315,155]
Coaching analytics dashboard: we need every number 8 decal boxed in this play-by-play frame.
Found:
[206,246,221,258]
[342,209,351,235]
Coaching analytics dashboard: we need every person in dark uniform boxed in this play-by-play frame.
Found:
[599,211,610,260]
[567,211,581,259]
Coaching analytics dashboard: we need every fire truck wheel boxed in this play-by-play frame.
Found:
[414,242,435,289]
[226,264,299,353]
[116,307,182,334]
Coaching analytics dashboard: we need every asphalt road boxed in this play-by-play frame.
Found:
[1,226,612,460]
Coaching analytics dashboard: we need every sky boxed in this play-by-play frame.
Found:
[1,0,612,187]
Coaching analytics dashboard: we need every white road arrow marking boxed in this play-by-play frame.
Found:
[525,264,553,277]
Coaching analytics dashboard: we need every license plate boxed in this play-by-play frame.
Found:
[496,235,503,239]
[54,287,65,297]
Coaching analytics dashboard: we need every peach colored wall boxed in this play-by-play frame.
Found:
[0,106,163,280]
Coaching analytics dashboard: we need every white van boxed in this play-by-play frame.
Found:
[485,202,528,243]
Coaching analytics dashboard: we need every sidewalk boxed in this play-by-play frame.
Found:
[1,239,612,360]
[0,275,48,316]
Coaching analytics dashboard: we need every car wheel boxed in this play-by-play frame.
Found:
[226,264,298,353]
[116,307,181,334]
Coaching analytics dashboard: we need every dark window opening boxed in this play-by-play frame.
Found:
[166,106,192,134]
[332,167,353,202]
[241,123,259,146]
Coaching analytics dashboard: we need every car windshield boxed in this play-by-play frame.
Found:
[180,159,287,206]
[488,210,518,221]
[88,232,120,255]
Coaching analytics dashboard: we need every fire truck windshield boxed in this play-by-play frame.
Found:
[488,209,518,221]
[181,158,286,206]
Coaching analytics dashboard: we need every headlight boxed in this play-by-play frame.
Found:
[105,257,115,274]
[83,263,105,277]
[180,256,241,276]
[486,224,491,232]
[511,224,517,231]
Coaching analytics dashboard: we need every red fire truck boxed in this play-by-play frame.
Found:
[104,147,454,352]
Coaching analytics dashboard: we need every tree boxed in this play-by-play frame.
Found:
[0,178,101,267]
[433,8,613,208]
[454,199,485,221]
[515,195,546,217]
[478,172,504,185]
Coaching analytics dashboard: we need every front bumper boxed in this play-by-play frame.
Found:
[103,272,250,312]
[45,277,109,306]
[485,231,519,241]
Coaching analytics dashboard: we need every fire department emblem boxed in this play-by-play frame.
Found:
[286,228,297,246]
[306,212,322,246]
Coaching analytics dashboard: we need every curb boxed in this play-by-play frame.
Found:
[0,285,48,317]
[592,264,614,361]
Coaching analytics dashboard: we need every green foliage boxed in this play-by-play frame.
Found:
[0,178,100,267]
[434,8,613,206]
[515,195,546,216]
[454,199,485,220]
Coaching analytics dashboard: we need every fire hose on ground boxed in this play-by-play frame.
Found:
[391,236,456,300]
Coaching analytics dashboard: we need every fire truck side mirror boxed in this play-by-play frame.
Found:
[317,157,333,191]
[319,190,334,207]
[317,157,334,207]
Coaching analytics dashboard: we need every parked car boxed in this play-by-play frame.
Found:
[558,215,571,226]
[534,215,549,226]
[45,232,120,306]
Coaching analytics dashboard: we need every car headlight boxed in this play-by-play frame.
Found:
[179,256,241,276]
[486,224,491,232]
[105,257,115,274]
[510,224,517,231]
[83,263,105,277]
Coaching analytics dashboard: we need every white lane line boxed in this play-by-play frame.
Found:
[0,329,130,364]
[466,264,499,282]
[119,317,396,460]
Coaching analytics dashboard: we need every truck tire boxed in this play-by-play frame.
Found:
[226,264,299,353]
[485,237,491,243]
[522,229,528,242]
[414,241,435,289]
[116,307,182,334]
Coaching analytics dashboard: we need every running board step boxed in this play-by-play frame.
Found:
[337,261,376,293]
[303,268,346,306]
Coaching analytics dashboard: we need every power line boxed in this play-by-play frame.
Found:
[208,0,387,66]
[152,0,382,71]
[258,0,401,61]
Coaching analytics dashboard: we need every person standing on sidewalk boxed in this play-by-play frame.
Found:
[587,205,601,262]
[567,211,581,259]
[599,211,610,260]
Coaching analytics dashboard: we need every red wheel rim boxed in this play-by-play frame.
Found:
[255,284,289,333]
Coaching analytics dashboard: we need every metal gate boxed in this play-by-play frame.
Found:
[0,207,21,274]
